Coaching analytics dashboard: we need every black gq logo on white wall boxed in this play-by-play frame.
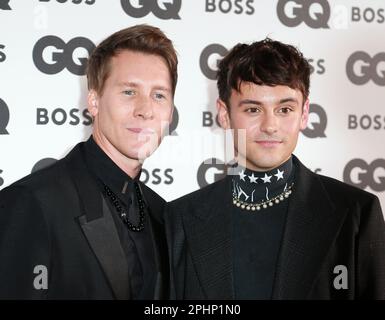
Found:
[33,36,95,75]
[120,0,181,19]
[0,98,10,135]
[346,52,385,86]
[200,44,228,80]
[302,104,327,138]
[0,169,4,187]
[197,158,227,188]
[344,159,385,192]
[277,0,330,29]
[0,0,11,10]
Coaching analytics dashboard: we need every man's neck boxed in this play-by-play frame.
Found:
[92,132,142,179]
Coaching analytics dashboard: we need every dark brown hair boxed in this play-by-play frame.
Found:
[217,38,310,106]
[87,24,178,96]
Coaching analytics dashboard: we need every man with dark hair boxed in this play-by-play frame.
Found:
[165,39,385,299]
[0,24,177,299]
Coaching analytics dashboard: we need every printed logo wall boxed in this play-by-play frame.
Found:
[0,0,384,218]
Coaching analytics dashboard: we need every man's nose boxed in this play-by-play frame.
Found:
[133,95,154,120]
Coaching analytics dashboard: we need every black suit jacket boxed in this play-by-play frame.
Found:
[0,142,168,299]
[165,156,385,299]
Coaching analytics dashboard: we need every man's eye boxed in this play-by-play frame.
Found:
[246,108,259,113]
[123,90,135,96]
[279,107,292,114]
[155,93,166,100]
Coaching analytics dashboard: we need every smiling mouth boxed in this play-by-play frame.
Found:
[255,140,282,147]
[127,128,155,134]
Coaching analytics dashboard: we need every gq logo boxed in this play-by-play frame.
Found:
[0,0,11,10]
[0,98,10,135]
[343,159,385,192]
[200,44,228,80]
[197,158,227,188]
[0,169,4,187]
[302,103,327,138]
[277,0,330,29]
[168,105,179,135]
[33,36,95,75]
[346,51,385,86]
[31,158,58,173]
[120,0,181,19]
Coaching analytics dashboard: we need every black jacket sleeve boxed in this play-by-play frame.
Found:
[357,195,385,299]
[0,185,51,299]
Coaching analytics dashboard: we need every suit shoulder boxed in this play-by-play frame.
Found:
[2,159,68,195]
[168,177,228,209]
[317,173,378,204]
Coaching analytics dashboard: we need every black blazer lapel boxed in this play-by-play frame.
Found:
[78,198,130,300]
[272,156,348,299]
[64,143,130,300]
[182,177,234,299]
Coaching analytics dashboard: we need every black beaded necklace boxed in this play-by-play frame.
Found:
[103,182,145,232]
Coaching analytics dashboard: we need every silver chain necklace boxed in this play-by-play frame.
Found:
[232,181,294,211]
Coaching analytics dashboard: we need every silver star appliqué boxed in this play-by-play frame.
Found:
[248,173,258,183]
[239,170,246,181]
[261,173,272,183]
[274,169,284,181]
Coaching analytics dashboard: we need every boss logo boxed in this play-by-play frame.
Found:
[348,114,385,130]
[0,98,10,135]
[343,159,385,192]
[36,108,93,126]
[346,51,385,86]
[197,158,227,188]
[140,168,174,185]
[277,0,330,29]
[32,35,95,75]
[302,103,327,138]
[202,111,220,127]
[308,58,325,75]
[351,7,385,24]
[120,0,181,19]
[0,44,6,62]
[39,0,95,4]
[200,44,228,80]
[0,0,11,10]
[31,158,58,173]
[205,0,255,15]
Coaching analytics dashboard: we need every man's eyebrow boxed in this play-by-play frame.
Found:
[237,97,300,107]
[279,97,299,104]
[238,99,262,107]
[117,81,139,88]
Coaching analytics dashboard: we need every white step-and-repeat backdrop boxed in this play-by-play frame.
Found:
[1,0,384,218]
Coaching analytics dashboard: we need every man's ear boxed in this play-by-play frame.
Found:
[300,98,310,131]
[87,90,99,117]
[217,98,231,129]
